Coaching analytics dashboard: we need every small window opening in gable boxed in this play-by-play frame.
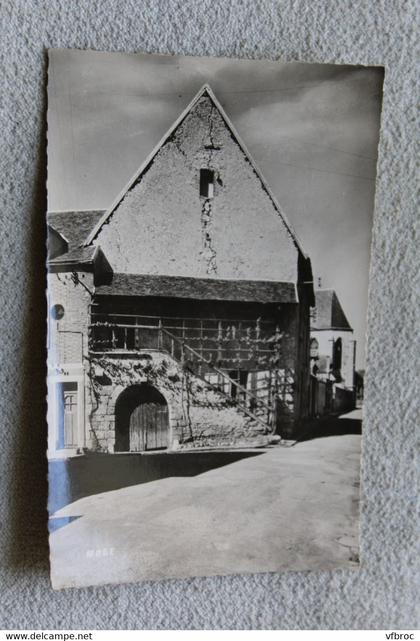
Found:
[333,337,342,371]
[204,143,222,151]
[200,169,215,198]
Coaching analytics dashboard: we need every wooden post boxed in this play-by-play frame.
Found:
[158,319,162,350]
[272,369,279,433]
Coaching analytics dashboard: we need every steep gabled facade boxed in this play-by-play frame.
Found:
[47,85,314,458]
[86,85,305,282]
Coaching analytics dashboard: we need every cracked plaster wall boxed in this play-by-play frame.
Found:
[0,0,418,630]
[96,95,299,282]
[47,272,92,365]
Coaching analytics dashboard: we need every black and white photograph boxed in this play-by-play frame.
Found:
[46,49,384,589]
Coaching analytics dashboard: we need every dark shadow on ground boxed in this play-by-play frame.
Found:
[298,416,362,442]
[48,450,263,514]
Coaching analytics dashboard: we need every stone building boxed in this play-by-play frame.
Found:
[47,84,315,458]
[309,289,356,413]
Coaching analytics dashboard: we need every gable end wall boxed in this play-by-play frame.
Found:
[95,95,299,283]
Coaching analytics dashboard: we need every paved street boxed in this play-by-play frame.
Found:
[50,411,362,589]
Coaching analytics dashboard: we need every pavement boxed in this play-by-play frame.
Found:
[50,410,362,589]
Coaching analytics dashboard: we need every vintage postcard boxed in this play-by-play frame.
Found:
[46,49,383,589]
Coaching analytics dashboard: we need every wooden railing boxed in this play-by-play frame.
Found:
[160,327,274,431]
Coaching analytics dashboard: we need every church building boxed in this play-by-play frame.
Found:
[310,289,356,413]
[47,84,315,457]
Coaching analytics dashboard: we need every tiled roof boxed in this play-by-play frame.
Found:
[311,289,352,330]
[95,273,297,303]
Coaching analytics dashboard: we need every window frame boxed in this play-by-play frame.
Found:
[200,168,215,198]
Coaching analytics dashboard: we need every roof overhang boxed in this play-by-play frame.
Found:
[94,273,298,304]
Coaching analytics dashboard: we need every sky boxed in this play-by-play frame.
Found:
[47,49,384,368]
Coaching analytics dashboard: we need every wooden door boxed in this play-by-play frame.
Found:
[128,395,168,451]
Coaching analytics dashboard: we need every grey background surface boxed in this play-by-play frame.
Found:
[0,0,418,630]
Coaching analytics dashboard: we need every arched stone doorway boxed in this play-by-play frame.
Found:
[115,384,169,452]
